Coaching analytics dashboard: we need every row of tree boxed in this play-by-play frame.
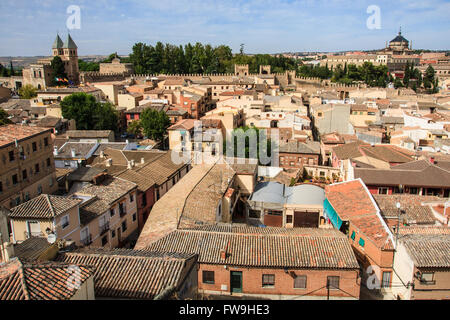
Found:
[0,62,21,77]
[129,42,298,75]
[298,62,390,87]
[60,92,171,141]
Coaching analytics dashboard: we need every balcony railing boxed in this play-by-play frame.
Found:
[24,231,44,239]
[81,234,92,246]
[99,222,110,236]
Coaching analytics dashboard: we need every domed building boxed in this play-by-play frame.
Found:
[382,28,413,55]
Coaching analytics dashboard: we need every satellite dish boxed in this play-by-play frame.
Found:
[47,234,57,244]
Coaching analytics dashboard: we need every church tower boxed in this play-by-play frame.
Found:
[62,34,79,84]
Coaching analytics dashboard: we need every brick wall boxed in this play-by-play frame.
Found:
[198,264,360,299]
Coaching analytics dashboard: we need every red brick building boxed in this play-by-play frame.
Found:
[325,179,396,299]
[279,140,321,169]
[146,225,361,300]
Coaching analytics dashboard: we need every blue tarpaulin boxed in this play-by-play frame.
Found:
[323,199,343,229]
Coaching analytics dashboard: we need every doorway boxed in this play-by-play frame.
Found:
[230,271,243,294]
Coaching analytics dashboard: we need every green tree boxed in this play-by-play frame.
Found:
[61,93,118,131]
[224,126,272,165]
[18,84,38,99]
[140,108,171,141]
[0,108,12,126]
[127,120,142,137]
[50,56,68,86]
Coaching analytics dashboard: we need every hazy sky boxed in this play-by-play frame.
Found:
[1,0,449,56]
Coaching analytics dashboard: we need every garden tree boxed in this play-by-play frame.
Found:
[240,44,245,55]
[93,102,119,131]
[61,93,118,131]
[140,108,171,141]
[9,61,14,76]
[127,120,142,137]
[0,108,12,126]
[224,126,272,165]
[18,84,38,99]
[424,65,437,93]
[403,61,411,88]
[394,78,404,89]
[50,56,68,86]
[78,59,99,72]
[0,63,8,77]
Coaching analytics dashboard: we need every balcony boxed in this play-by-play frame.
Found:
[81,234,92,246]
[99,222,110,236]
[24,231,44,239]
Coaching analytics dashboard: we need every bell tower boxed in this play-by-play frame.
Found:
[62,34,79,84]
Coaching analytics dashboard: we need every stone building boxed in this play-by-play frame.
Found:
[99,57,134,75]
[22,34,80,90]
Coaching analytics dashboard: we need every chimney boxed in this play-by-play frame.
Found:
[70,149,76,158]
[141,157,145,164]
[100,150,105,158]
[131,159,135,167]
[53,146,59,156]
[106,158,112,167]
[220,241,230,260]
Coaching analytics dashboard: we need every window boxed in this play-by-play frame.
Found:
[46,158,51,167]
[32,142,37,152]
[49,177,53,187]
[37,185,42,195]
[382,272,392,288]
[327,276,340,290]
[132,213,137,222]
[44,137,49,146]
[35,163,40,174]
[61,215,69,229]
[202,271,215,284]
[102,235,108,246]
[111,229,116,238]
[262,274,275,287]
[156,189,160,201]
[351,231,356,240]
[286,215,293,224]
[121,220,127,232]
[12,174,18,185]
[294,276,307,289]
[9,151,14,162]
[266,210,282,216]
[130,193,134,202]
[0,181,2,193]
[359,238,365,247]
[378,187,389,195]
[22,169,27,180]
[249,210,261,219]
[110,208,115,217]
[421,272,435,284]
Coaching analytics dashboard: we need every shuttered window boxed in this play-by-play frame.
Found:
[294,276,307,289]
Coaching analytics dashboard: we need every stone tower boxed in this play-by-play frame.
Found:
[52,34,79,84]
[259,65,271,75]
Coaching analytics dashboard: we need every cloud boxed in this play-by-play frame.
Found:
[0,0,448,55]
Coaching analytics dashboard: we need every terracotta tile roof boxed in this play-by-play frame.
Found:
[279,141,320,154]
[373,194,439,225]
[399,226,450,235]
[9,195,82,219]
[13,237,54,262]
[55,142,99,159]
[168,119,196,131]
[354,162,450,188]
[400,234,450,268]
[0,125,51,148]
[325,179,394,249]
[0,259,93,300]
[181,163,235,226]
[75,176,137,213]
[56,249,197,299]
[66,130,113,139]
[146,228,359,269]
